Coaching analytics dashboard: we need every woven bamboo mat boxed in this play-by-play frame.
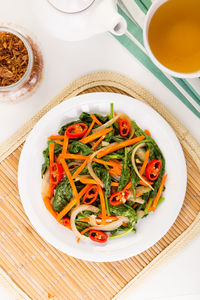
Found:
[0,72,200,300]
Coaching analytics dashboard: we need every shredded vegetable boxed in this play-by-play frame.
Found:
[80,128,112,144]
[41,103,167,243]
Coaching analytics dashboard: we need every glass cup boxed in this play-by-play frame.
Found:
[143,0,200,79]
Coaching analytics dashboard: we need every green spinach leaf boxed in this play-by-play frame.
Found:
[110,136,125,143]
[112,120,120,136]
[104,129,114,142]
[52,177,73,213]
[79,112,93,125]
[75,223,90,234]
[118,148,130,191]
[68,141,94,155]
[75,210,98,234]
[76,210,97,221]
[79,112,109,125]
[94,114,109,124]
[110,204,138,228]
[93,164,111,196]
[110,226,136,239]
[41,148,49,178]
[103,153,124,161]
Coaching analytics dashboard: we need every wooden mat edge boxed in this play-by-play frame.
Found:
[0,71,200,300]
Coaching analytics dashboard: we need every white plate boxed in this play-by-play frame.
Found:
[18,93,187,262]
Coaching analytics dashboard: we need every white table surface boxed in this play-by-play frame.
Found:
[0,1,200,299]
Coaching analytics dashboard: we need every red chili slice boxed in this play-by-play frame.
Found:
[82,185,99,205]
[110,190,130,206]
[62,217,71,227]
[119,119,130,137]
[49,163,63,186]
[89,230,108,243]
[145,159,162,181]
[65,123,88,139]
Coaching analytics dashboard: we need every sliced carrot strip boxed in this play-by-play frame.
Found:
[108,166,122,176]
[122,181,143,196]
[80,128,112,144]
[139,178,153,186]
[91,114,102,126]
[123,181,132,191]
[97,136,145,158]
[49,135,64,140]
[60,158,78,202]
[72,156,90,179]
[137,192,143,197]
[148,202,154,213]
[62,154,88,160]
[133,203,138,209]
[80,227,91,235]
[83,118,95,138]
[56,184,90,221]
[152,174,168,212]
[97,215,119,221]
[62,136,69,156]
[57,198,76,221]
[139,149,150,176]
[92,136,104,151]
[48,143,55,198]
[43,196,57,218]
[93,158,122,177]
[59,219,72,230]
[122,222,128,226]
[111,182,119,187]
[54,140,64,146]
[49,143,55,165]
[56,154,62,163]
[47,181,54,199]
[79,178,119,186]
[78,178,119,187]
[109,169,121,176]
[98,185,107,222]
[77,227,92,243]
[93,158,122,169]
[78,178,103,186]
[79,218,90,223]
[144,129,151,137]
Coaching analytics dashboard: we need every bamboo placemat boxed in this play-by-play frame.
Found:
[0,72,200,300]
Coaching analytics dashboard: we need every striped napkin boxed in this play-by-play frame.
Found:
[115,0,200,118]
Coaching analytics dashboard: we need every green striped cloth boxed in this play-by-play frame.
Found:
[115,0,200,118]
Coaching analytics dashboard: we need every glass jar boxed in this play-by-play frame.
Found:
[0,26,43,102]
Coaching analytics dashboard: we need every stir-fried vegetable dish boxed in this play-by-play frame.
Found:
[41,104,167,243]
